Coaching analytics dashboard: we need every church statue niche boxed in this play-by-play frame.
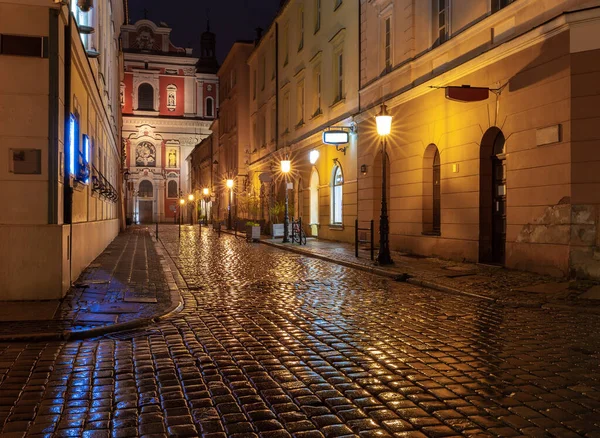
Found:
[135,27,156,51]
[167,84,177,111]
[167,149,177,168]
[136,141,156,167]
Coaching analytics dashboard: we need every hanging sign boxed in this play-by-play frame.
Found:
[323,130,349,145]
[445,85,489,102]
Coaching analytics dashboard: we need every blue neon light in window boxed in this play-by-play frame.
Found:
[82,134,90,183]
[68,113,78,176]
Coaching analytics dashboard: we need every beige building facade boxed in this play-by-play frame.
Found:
[357,0,600,278]
[0,0,125,300]
[247,0,360,241]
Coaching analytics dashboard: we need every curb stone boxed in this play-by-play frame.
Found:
[0,235,184,343]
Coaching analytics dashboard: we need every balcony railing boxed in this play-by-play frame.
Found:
[91,164,118,203]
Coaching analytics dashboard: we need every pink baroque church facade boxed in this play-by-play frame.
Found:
[121,19,218,223]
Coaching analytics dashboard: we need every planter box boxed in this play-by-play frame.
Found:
[271,223,284,238]
[246,225,261,241]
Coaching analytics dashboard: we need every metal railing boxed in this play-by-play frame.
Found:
[355,219,374,260]
[91,165,118,202]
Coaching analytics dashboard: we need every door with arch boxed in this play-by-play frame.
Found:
[309,170,319,236]
[138,180,154,224]
[479,128,506,264]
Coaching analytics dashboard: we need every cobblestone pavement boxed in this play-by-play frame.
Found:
[0,224,599,437]
[262,237,600,307]
[0,227,172,338]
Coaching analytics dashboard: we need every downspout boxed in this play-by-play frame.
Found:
[48,9,59,224]
[357,0,361,232]
[275,22,279,151]
[64,4,74,286]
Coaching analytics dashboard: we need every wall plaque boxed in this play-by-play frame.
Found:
[9,149,41,174]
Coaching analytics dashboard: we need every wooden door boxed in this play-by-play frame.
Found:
[139,200,153,224]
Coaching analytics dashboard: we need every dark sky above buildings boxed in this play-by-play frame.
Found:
[127,0,282,63]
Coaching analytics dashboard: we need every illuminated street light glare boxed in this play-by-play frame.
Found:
[281,160,291,174]
[309,150,319,164]
[179,198,185,205]
[203,187,210,196]
[188,194,194,201]
[226,179,234,189]
[376,104,392,136]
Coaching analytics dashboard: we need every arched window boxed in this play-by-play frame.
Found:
[138,83,154,111]
[422,144,441,234]
[310,170,319,236]
[167,180,178,198]
[139,180,153,198]
[331,165,343,225]
[206,97,214,117]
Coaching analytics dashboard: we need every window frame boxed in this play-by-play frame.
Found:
[167,179,178,199]
[314,0,321,34]
[137,83,155,111]
[331,165,343,225]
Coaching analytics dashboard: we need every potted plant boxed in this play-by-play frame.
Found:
[246,221,261,241]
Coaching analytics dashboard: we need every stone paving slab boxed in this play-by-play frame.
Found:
[0,227,177,340]
[0,225,597,437]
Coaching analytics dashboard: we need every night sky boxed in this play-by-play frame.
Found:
[127,0,282,63]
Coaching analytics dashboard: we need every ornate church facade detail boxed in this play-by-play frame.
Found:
[121,18,218,223]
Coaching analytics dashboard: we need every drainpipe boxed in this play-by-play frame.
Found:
[275,22,279,151]
[64,3,74,286]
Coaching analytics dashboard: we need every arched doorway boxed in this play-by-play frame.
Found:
[309,170,319,236]
[138,180,154,224]
[479,128,506,264]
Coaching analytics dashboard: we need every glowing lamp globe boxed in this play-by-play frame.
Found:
[203,187,209,196]
[280,160,291,174]
[226,179,234,189]
[179,198,185,205]
[188,194,194,202]
[376,104,392,136]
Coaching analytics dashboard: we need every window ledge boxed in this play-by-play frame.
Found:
[133,110,159,116]
[421,231,441,237]
[329,224,344,230]
[334,1,342,12]
[330,97,345,110]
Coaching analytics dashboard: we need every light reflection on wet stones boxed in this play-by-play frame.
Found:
[0,226,598,436]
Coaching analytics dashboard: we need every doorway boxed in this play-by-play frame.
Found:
[479,128,506,264]
[309,170,319,236]
[139,200,153,224]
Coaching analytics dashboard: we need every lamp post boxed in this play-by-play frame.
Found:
[188,193,195,225]
[281,159,291,243]
[226,179,234,230]
[179,198,185,237]
[376,104,394,265]
[202,187,210,224]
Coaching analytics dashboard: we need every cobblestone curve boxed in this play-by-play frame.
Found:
[0,225,598,437]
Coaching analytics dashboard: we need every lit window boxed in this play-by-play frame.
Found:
[331,165,343,224]
[206,97,214,117]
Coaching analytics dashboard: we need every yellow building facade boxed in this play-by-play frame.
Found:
[358,0,600,277]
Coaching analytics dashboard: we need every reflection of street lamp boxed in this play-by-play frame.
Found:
[281,159,291,243]
[376,104,393,265]
[226,179,234,230]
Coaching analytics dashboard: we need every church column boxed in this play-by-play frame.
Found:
[184,68,195,116]
[157,177,166,223]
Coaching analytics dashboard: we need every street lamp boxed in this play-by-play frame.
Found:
[226,179,234,230]
[281,159,291,243]
[376,104,393,265]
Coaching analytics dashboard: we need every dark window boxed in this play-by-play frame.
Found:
[206,97,214,117]
[167,180,178,198]
[138,83,154,110]
[1,34,44,57]
[139,180,153,198]
[492,0,514,13]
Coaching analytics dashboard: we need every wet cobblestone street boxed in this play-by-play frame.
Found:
[0,225,599,437]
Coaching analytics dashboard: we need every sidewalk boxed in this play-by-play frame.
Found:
[0,227,181,341]
[260,236,600,310]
